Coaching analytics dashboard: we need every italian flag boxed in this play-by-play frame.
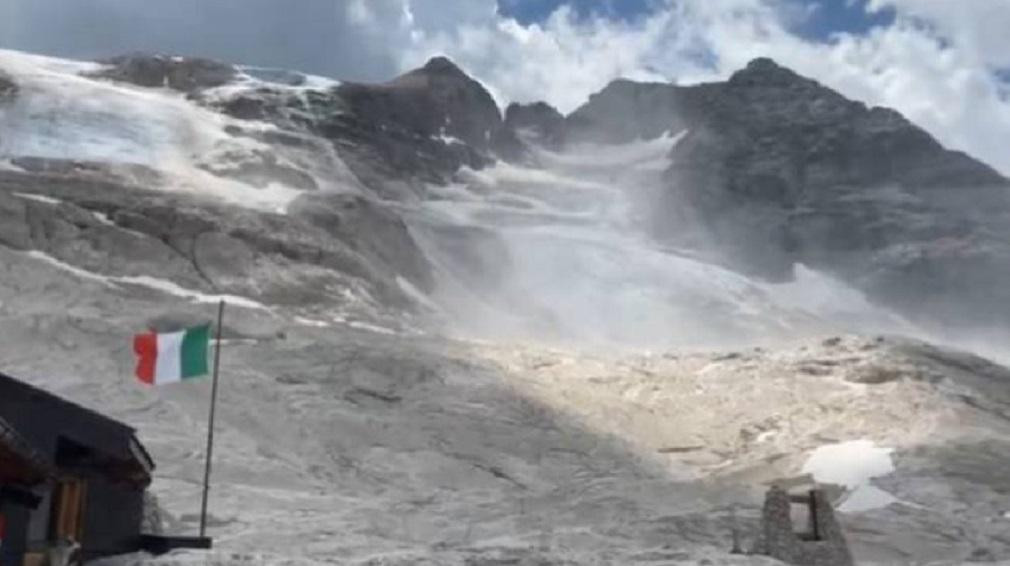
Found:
[134,325,210,385]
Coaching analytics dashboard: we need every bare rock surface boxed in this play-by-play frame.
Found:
[91,54,238,91]
[3,248,1009,564]
[0,168,432,320]
[505,102,566,148]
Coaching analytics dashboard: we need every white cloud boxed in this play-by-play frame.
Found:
[350,0,1010,176]
[346,0,373,26]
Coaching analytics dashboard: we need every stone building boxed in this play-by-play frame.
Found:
[0,370,155,565]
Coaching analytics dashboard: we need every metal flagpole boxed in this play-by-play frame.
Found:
[199,300,226,538]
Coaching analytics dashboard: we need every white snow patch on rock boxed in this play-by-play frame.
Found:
[117,275,268,310]
[13,192,63,205]
[25,250,116,287]
[294,316,331,328]
[91,211,117,226]
[396,276,438,311]
[23,250,267,310]
[802,439,898,513]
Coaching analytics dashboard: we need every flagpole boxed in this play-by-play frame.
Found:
[199,300,225,539]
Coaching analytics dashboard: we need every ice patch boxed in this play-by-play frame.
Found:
[234,66,340,91]
[24,251,116,287]
[294,317,331,328]
[0,159,25,172]
[13,192,62,205]
[0,49,102,75]
[802,439,898,513]
[0,49,316,213]
[396,276,438,311]
[343,321,397,333]
[22,250,267,310]
[91,211,116,226]
[117,275,268,310]
[436,128,464,146]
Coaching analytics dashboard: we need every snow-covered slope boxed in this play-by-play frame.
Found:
[0,50,359,212]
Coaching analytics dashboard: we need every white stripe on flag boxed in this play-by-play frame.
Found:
[154,330,185,384]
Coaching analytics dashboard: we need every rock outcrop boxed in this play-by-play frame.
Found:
[565,57,1010,329]
[91,54,238,91]
[0,166,434,318]
[504,101,566,148]
[338,57,503,152]
[198,56,520,199]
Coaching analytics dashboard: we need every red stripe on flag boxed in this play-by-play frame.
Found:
[134,332,158,385]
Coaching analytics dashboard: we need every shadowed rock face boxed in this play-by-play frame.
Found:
[333,56,530,188]
[339,57,503,152]
[505,101,566,148]
[91,54,238,92]
[564,57,1010,329]
[195,56,514,200]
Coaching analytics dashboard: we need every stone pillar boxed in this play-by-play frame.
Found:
[753,486,854,566]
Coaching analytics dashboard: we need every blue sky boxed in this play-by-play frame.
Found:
[791,0,895,39]
[497,0,896,41]
[496,0,656,23]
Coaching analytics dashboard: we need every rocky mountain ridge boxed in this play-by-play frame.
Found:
[4,49,1010,339]
[3,48,1010,565]
[561,58,1010,332]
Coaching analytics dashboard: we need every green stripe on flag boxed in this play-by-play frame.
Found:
[180,324,210,379]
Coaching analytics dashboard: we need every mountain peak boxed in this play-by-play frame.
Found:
[728,57,808,88]
[421,56,466,76]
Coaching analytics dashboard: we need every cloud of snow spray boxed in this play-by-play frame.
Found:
[408,131,913,351]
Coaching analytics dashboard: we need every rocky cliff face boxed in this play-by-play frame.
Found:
[504,101,566,148]
[191,55,520,200]
[563,58,1010,331]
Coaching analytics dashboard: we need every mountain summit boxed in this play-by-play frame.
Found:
[561,57,1010,330]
